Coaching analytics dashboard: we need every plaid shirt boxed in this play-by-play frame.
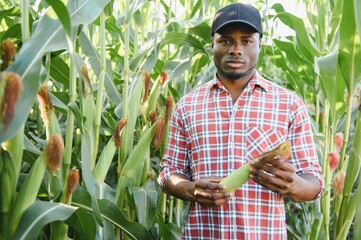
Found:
[158,72,324,240]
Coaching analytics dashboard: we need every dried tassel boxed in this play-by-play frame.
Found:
[114,118,127,148]
[37,85,54,127]
[159,71,167,87]
[333,132,344,152]
[165,96,173,122]
[80,65,92,95]
[45,134,64,175]
[1,39,16,70]
[65,168,80,204]
[142,71,150,103]
[328,152,340,171]
[1,72,22,131]
[149,109,158,126]
[148,169,156,181]
[333,171,345,197]
[153,117,165,150]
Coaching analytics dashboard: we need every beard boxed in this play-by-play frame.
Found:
[215,62,256,81]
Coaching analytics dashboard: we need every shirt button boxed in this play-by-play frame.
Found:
[232,225,237,231]
[231,197,236,203]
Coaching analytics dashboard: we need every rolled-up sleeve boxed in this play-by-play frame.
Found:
[288,96,324,200]
[157,103,192,191]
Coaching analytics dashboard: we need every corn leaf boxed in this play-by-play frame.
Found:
[78,32,121,105]
[12,201,77,240]
[72,188,153,240]
[133,181,158,230]
[355,0,361,44]
[121,124,156,186]
[339,0,361,92]
[81,130,104,226]
[45,0,71,37]
[64,208,96,240]
[273,12,321,57]
[93,136,117,183]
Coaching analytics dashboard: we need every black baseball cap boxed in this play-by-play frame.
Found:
[211,3,263,38]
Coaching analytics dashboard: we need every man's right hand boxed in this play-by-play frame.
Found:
[164,174,232,208]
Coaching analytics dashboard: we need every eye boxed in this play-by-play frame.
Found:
[220,39,231,45]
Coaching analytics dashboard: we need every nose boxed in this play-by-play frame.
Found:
[229,42,242,55]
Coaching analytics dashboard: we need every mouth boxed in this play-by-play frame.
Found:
[226,59,245,68]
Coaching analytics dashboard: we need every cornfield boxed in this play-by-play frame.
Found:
[0,0,360,239]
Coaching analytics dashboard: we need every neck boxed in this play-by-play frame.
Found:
[217,70,256,104]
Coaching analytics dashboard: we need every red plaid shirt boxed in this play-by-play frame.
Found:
[158,72,324,239]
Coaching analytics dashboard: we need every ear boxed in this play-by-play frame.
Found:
[258,37,262,49]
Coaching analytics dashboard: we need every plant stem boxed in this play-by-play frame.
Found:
[63,39,76,184]
[21,0,29,42]
[321,102,331,240]
[118,0,130,175]
[339,93,353,169]
[93,12,107,168]
[168,196,174,223]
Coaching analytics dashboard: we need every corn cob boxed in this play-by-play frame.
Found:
[220,141,291,192]
[9,134,63,236]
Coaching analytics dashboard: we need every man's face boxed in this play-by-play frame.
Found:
[212,23,261,81]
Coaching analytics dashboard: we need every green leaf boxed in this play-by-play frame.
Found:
[121,124,156,186]
[1,23,21,41]
[339,0,361,92]
[188,22,212,44]
[132,181,158,230]
[45,0,71,37]
[72,188,153,240]
[81,130,104,226]
[315,52,342,121]
[167,58,192,82]
[78,31,121,105]
[65,207,96,240]
[0,7,21,22]
[13,201,77,240]
[355,0,361,43]
[273,39,313,85]
[50,56,69,88]
[68,100,84,134]
[160,32,207,55]
[273,12,321,57]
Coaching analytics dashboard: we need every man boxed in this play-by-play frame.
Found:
[158,2,324,239]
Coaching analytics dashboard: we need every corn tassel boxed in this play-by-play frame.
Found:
[220,141,291,192]
[144,72,166,119]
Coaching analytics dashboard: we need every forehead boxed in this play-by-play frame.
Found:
[215,22,259,36]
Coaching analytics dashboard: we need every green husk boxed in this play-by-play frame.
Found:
[220,141,291,192]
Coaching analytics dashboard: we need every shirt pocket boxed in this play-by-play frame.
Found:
[246,127,287,161]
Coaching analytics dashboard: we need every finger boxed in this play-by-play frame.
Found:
[196,180,226,191]
[250,172,284,194]
[195,191,232,208]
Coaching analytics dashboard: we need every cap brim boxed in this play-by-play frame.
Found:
[212,20,262,36]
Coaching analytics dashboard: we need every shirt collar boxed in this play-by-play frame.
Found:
[209,71,270,93]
